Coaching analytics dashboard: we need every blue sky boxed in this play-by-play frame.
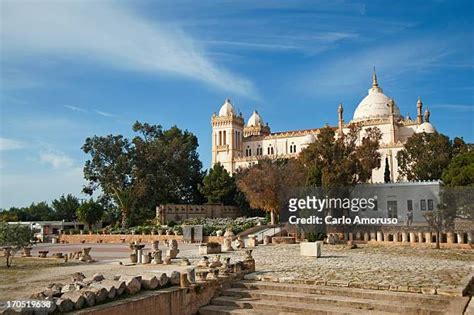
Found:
[0,0,473,208]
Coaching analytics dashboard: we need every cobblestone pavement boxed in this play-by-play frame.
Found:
[187,244,474,295]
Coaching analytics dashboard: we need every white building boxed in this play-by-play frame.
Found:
[211,71,437,183]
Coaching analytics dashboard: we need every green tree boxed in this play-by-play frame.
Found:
[76,199,103,229]
[236,159,306,225]
[442,151,474,187]
[82,121,205,227]
[112,187,135,228]
[51,194,80,221]
[0,210,19,222]
[24,202,55,221]
[198,163,235,204]
[0,223,33,267]
[299,125,382,188]
[132,122,205,208]
[396,133,464,181]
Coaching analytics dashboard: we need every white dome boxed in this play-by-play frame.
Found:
[353,73,402,122]
[301,134,316,145]
[218,99,236,117]
[247,110,263,127]
[416,122,436,134]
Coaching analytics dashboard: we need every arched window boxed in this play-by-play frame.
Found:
[289,142,297,153]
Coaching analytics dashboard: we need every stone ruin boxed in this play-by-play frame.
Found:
[129,240,180,265]
[27,270,179,313]
[21,250,256,313]
[195,251,256,282]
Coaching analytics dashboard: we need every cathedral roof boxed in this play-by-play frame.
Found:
[352,71,402,122]
[247,110,264,127]
[301,133,316,145]
[218,98,236,117]
[416,122,437,134]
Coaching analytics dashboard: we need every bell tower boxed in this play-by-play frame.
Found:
[211,99,244,174]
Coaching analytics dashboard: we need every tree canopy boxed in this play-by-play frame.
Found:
[51,194,80,222]
[76,199,103,229]
[442,151,474,187]
[299,125,382,188]
[198,163,236,204]
[82,121,204,227]
[236,159,306,224]
[396,133,467,181]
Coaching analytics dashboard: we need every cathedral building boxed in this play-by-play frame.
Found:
[211,71,436,183]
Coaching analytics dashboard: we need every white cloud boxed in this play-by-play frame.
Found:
[0,137,24,151]
[297,37,456,96]
[39,151,75,170]
[64,105,88,113]
[0,1,256,97]
[94,110,116,118]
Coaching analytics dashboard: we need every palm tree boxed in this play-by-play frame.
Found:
[112,187,135,228]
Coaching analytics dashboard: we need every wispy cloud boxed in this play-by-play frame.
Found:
[200,32,358,53]
[94,110,116,118]
[0,137,24,151]
[296,37,458,96]
[0,1,256,97]
[64,105,87,113]
[39,151,75,169]
[64,105,117,118]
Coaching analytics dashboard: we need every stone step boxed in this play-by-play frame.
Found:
[232,281,453,305]
[211,296,396,315]
[222,288,446,314]
[198,305,280,315]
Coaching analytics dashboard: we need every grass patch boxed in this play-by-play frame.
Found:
[0,256,80,285]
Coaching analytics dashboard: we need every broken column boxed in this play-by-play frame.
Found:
[166,240,179,259]
[247,235,258,247]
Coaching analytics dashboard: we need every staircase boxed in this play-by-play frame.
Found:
[199,280,470,314]
[240,226,283,246]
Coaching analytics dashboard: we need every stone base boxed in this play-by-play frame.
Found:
[300,241,322,257]
[198,244,222,255]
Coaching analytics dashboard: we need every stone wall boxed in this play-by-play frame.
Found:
[74,271,244,315]
[59,234,225,244]
[327,229,473,248]
[156,204,240,223]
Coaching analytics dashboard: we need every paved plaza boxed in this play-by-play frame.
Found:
[188,243,473,295]
[1,242,472,301]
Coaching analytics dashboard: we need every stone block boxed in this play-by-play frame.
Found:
[300,241,322,257]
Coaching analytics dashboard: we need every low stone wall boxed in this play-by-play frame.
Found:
[74,274,242,315]
[328,230,473,249]
[59,234,225,244]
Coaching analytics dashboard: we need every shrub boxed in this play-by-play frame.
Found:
[306,232,325,242]
[167,220,178,228]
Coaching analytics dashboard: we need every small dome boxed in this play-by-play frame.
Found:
[301,134,316,145]
[416,122,436,134]
[247,110,263,127]
[218,98,236,117]
[352,72,402,122]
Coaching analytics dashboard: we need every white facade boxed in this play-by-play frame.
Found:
[211,72,437,183]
